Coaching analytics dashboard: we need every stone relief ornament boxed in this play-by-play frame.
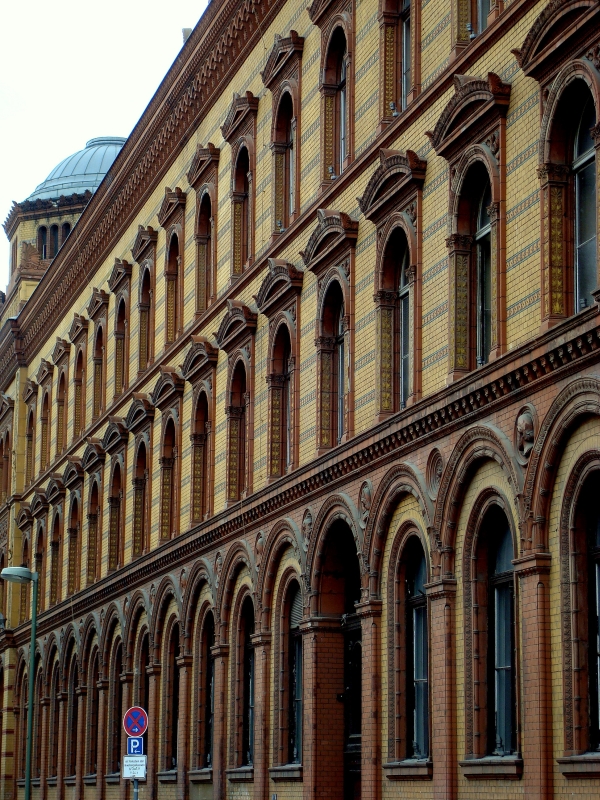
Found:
[427,448,444,498]
[358,480,373,529]
[301,508,312,552]
[180,568,188,594]
[515,405,536,462]
[255,532,265,571]
[214,551,223,587]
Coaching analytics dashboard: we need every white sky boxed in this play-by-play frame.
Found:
[0,0,210,290]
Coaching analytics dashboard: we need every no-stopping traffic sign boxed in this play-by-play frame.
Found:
[123,707,148,737]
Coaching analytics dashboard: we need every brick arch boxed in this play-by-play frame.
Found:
[375,211,418,293]
[98,602,125,676]
[181,557,215,648]
[123,589,151,665]
[524,377,600,550]
[364,461,433,597]
[216,540,256,636]
[433,425,522,578]
[256,517,304,628]
[79,614,99,677]
[150,576,182,657]
[59,625,80,684]
[42,636,60,690]
[449,143,501,226]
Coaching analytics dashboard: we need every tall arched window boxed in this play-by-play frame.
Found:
[108,463,122,571]
[196,193,213,314]
[40,391,50,473]
[33,664,43,779]
[165,623,180,770]
[66,655,79,777]
[50,514,60,606]
[139,268,152,371]
[574,97,597,311]
[17,667,27,779]
[61,222,71,245]
[48,664,60,778]
[165,234,180,345]
[475,179,492,366]
[227,362,247,502]
[67,498,79,596]
[321,282,347,445]
[50,225,59,259]
[273,92,296,230]
[268,324,293,478]
[323,28,349,178]
[285,582,302,764]
[233,147,251,272]
[19,540,30,622]
[160,419,177,540]
[137,634,151,756]
[73,349,85,439]
[133,441,148,557]
[25,410,34,485]
[38,226,47,259]
[93,326,104,418]
[34,528,44,612]
[191,394,210,522]
[474,0,491,34]
[198,611,215,768]
[239,596,255,767]
[56,372,66,455]
[86,650,100,776]
[87,481,99,583]
[109,644,124,774]
[114,298,127,396]
[0,553,5,619]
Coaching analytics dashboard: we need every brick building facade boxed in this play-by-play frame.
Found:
[1,1,600,799]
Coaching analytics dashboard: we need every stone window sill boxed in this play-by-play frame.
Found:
[157,770,177,783]
[226,766,254,782]
[189,768,212,783]
[557,753,600,778]
[383,759,433,780]
[64,776,76,786]
[459,756,523,780]
[83,774,97,785]
[16,780,25,788]
[46,778,57,787]
[269,764,303,781]
[31,779,40,788]
[105,772,120,784]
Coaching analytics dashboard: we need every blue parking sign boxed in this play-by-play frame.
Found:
[127,737,144,755]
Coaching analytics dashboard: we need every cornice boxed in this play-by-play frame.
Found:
[108,259,133,295]
[3,192,92,241]
[260,31,305,90]
[255,259,304,317]
[51,338,71,366]
[157,187,187,230]
[214,300,258,352]
[125,393,155,434]
[152,366,185,411]
[68,314,89,345]
[187,143,220,192]
[86,289,110,322]
[358,148,426,224]
[131,226,158,265]
[220,91,259,143]
[181,336,219,383]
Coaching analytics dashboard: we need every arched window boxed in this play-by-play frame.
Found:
[139,267,152,371]
[48,664,60,777]
[268,325,293,478]
[66,655,79,777]
[40,391,50,473]
[191,394,210,522]
[50,514,61,606]
[34,528,44,613]
[137,634,151,757]
[196,193,213,314]
[391,536,429,761]
[239,596,255,766]
[61,222,71,246]
[573,96,597,311]
[0,553,5,620]
[67,498,79,596]
[56,372,66,456]
[73,349,85,439]
[1,434,10,503]
[233,147,251,272]
[114,298,127,396]
[273,92,296,230]
[17,667,27,779]
[87,481,99,583]
[165,234,180,345]
[475,179,492,366]
[109,643,124,774]
[132,441,148,557]
[321,282,347,445]
[165,622,180,770]
[568,471,600,751]
[50,225,59,259]
[160,419,177,540]
[33,664,43,779]
[19,540,30,622]
[86,650,100,776]
[285,582,302,764]
[198,611,215,768]
[25,409,35,485]
[474,0,491,34]
[470,506,516,757]
[93,326,104,418]
[108,463,122,571]
[323,28,349,178]
[38,226,47,259]
[400,0,411,108]
[227,362,247,502]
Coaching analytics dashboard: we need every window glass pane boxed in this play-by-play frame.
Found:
[478,182,492,231]
[479,0,490,31]
[477,235,491,365]
[494,583,513,754]
[401,9,411,109]
[408,550,426,597]
[493,526,513,574]
[576,159,597,310]
[576,99,596,159]
[595,562,600,742]
[400,293,410,406]
[412,604,429,758]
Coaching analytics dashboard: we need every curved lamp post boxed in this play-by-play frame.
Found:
[1,567,38,800]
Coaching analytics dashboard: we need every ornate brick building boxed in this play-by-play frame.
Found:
[1,1,600,799]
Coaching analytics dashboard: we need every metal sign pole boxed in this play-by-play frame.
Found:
[133,778,139,800]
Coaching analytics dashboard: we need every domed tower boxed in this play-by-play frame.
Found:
[2,136,125,316]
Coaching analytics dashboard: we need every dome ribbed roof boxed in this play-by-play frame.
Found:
[26,137,126,201]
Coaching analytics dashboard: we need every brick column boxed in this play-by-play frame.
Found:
[425,579,457,800]
[95,678,108,800]
[176,654,193,800]
[210,643,229,800]
[75,686,87,800]
[146,664,161,800]
[301,616,344,800]
[357,600,382,800]
[513,552,553,800]
[39,696,49,800]
[56,691,67,800]
[250,632,271,800]
[120,673,133,800]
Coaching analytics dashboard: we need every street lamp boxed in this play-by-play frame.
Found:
[1,567,38,800]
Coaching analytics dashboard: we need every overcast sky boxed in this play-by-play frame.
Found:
[0,0,210,289]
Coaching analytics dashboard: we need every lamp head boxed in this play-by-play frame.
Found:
[1,566,36,584]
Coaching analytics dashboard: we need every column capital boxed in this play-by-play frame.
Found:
[424,578,457,599]
[512,551,551,576]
